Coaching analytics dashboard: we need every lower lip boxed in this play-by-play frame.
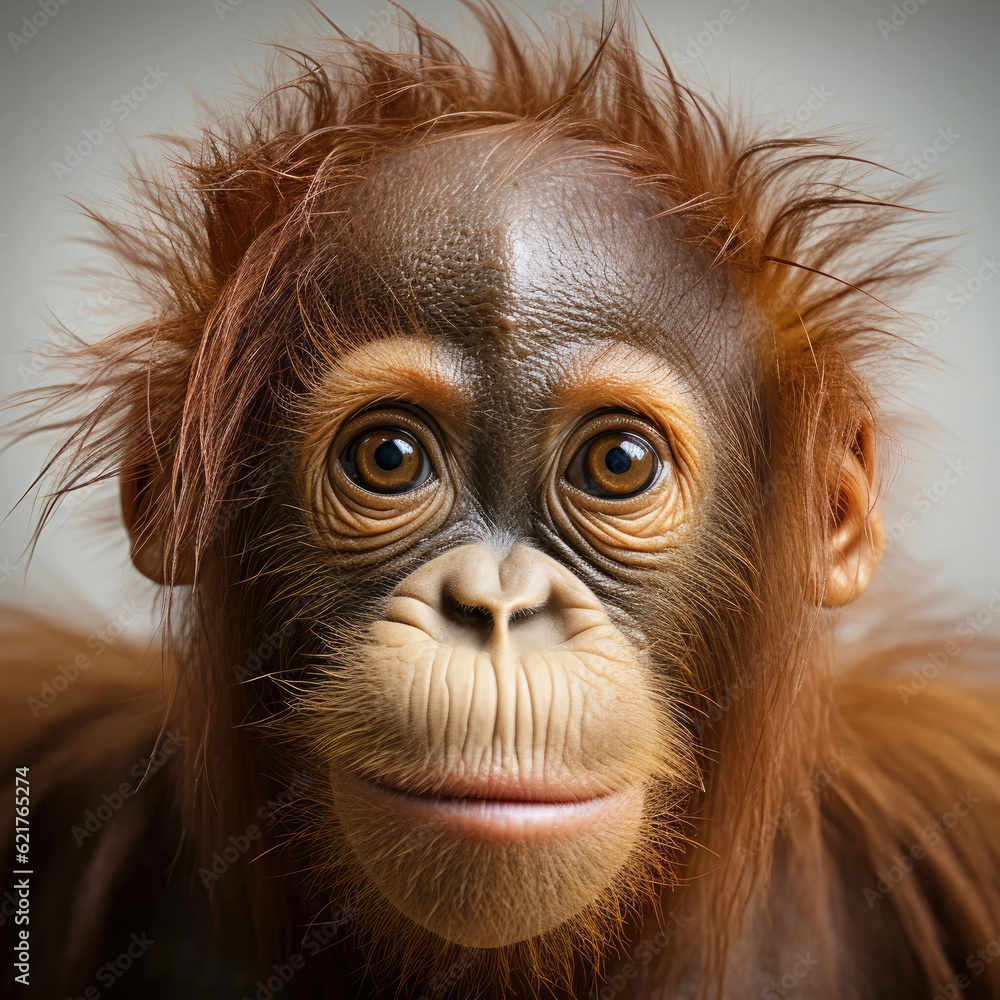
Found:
[340,776,638,843]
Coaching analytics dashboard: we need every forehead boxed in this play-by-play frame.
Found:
[329,133,750,390]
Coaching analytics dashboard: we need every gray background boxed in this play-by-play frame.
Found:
[0,0,997,638]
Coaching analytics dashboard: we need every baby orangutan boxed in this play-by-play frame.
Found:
[2,5,999,999]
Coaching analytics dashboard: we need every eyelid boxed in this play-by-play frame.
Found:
[330,405,442,456]
[297,336,469,453]
[559,411,675,474]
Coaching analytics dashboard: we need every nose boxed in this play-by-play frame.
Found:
[384,544,581,650]
[443,544,549,635]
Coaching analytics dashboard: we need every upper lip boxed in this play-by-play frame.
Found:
[359,771,616,804]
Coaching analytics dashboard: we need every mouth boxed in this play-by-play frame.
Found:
[337,774,640,843]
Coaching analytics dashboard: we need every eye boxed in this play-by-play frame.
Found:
[311,406,453,559]
[566,430,660,498]
[547,411,697,565]
[339,428,434,494]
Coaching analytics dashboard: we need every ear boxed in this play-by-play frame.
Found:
[822,422,885,607]
[120,462,195,585]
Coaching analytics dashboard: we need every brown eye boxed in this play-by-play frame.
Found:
[340,428,433,494]
[567,431,659,498]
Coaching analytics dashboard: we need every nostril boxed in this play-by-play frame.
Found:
[443,598,545,632]
[447,596,494,630]
[508,602,546,624]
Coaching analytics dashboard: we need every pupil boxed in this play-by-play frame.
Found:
[604,445,632,476]
[375,439,404,470]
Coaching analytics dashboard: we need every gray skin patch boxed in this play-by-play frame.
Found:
[323,133,757,555]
